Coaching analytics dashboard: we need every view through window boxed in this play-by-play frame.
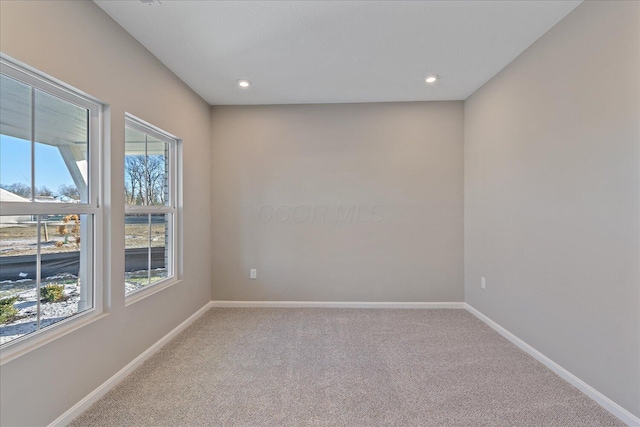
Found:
[124,116,177,296]
[0,61,101,346]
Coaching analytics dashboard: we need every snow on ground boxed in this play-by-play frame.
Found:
[125,268,168,294]
[1,269,168,345]
[0,277,81,345]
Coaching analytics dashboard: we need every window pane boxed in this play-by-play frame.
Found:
[124,118,176,298]
[0,216,38,345]
[149,213,170,284]
[39,214,93,329]
[125,128,170,206]
[34,89,89,203]
[146,137,170,206]
[124,127,148,206]
[0,74,32,201]
[0,213,94,345]
[125,213,150,294]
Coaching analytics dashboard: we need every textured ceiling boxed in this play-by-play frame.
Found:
[95,0,581,105]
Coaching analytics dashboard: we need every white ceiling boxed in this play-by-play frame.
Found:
[95,0,581,106]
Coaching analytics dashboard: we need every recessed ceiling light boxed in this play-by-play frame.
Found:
[237,79,251,88]
[425,74,440,84]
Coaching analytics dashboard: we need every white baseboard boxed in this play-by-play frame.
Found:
[465,303,640,427]
[48,302,214,427]
[210,300,465,309]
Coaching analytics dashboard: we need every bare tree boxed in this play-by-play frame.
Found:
[35,186,54,197]
[1,182,31,198]
[146,155,167,205]
[58,184,80,200]
[125,155,145,204]
[125,154,167,205]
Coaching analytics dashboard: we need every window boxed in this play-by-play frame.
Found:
[0,58,102,348]
[124,115,178,299]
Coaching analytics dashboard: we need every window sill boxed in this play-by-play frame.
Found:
[0,309,109,365]
[125,277,182,307]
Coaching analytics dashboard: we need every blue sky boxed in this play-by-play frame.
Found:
[1,134,75,193]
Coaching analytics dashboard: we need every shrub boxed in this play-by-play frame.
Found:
[0,297,19,323]
[41,284,66,303]
[55,214,81,249]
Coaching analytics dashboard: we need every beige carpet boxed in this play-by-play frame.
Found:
[71,308,623,426]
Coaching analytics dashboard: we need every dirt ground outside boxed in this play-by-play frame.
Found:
[0,222,165,257]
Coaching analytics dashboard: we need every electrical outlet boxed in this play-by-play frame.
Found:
[250,269,257,279]
[481,277,486,290]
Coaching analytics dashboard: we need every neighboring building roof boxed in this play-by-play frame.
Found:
[0,188,29,202]
[33,195,58,203]
[0,189,80,204]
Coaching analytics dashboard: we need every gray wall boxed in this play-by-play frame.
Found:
[210,102,464,302]
[464,0,640,418]
[0,1,212,426]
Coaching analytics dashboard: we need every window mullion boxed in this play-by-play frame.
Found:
[124,207,175,215]
[36,216,41,331]
[144,133,148,206]
[30,85,35,202]
[147,213,152,285]
[0,202,99,216]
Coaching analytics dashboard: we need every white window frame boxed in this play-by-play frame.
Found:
[124,114,180,305]
[0,56,105,364]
